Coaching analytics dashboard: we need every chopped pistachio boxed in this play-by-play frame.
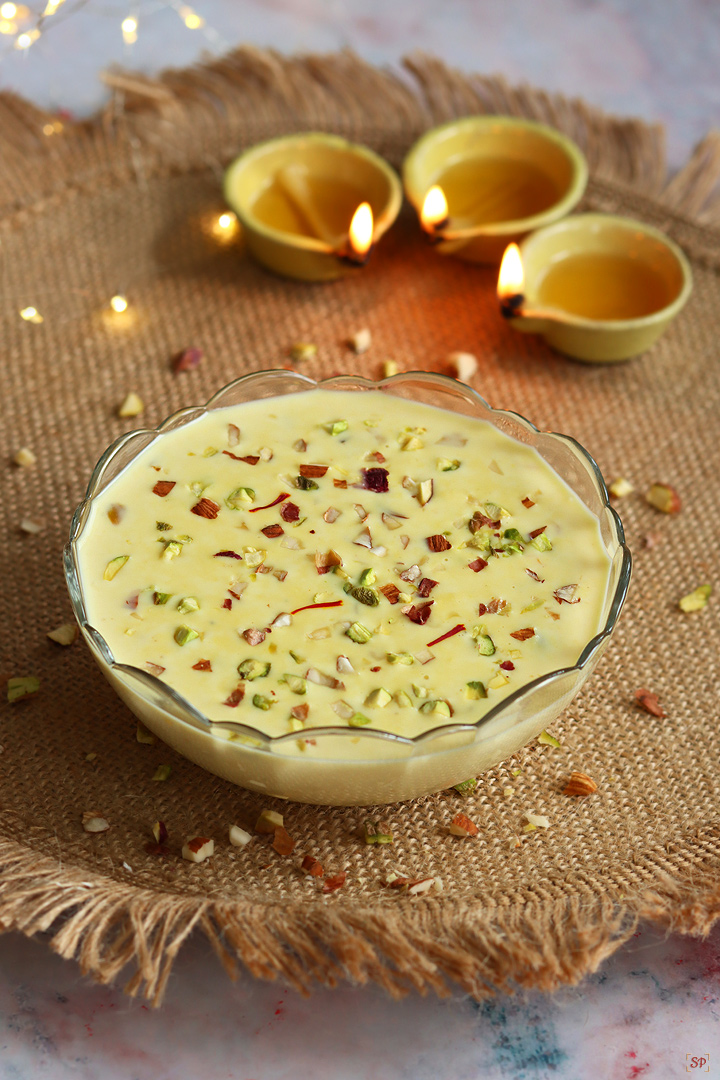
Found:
[411,683,429,700]
[290,341,317,362]
[400,434,424,451]
[348,585,379,606]
[118,392,144,418]
[153,591,172,605]
[346,622,372,644]
[608,477,634,498]
[394,689,413,708]
[156,521,172,531]
[47,623,78,646]
[465,680,487,700]
[387,651,414,665]
[438,458,461,472]
[678,583,712,612]
[503,528,523,543]
[358,568,376,586]
[325,419,349,435]
[202,447,218,458]
[488,672,509,689]
[152,764,172,781]
[531,533,553,552]
[365,687,392,708]
[14,447,36,468]
[538,730,561,747]
[453,778,478,795]
[252,694,273,710]
[482,502,507,520]
[348,712,371,727]
[226,486,255,508]
[177,596,200,614]
[136,721,156,744]
[243,548,266,568]
[363,820,393,845]
[295,475,319,490]
[174,625,200,646]
[238,659,271,680]
[419,699,452,717]
[521,598,544,613]
[289,650,304,665]
[256,809,283,833]
[382,359,398,377]
[7,675,40,703]
[282,674,307,694]
[475,634,495,656]
[103,555,129,580]
[161,541,183,561]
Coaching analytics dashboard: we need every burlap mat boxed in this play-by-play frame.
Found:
[2,49,720,1005]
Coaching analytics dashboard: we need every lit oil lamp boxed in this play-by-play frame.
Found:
[497,242,525,318]
[496,216,693,363]
[339,201,374,267]
[223,134,401,282]
[420,185,449,241]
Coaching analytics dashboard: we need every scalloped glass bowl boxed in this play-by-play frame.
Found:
[65,372,631,806]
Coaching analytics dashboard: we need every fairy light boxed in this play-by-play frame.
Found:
[110,295,128,313]
[14,26,38,48]
[211,211,239,243]
[121,15,137,44]
[1,3,17,18]
[178,4,204,29]
[42,0,65,14]
[20,307,43,324]
[42,119,64,136]
[0,18,17,33]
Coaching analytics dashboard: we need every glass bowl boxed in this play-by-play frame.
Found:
[65,372,631,806]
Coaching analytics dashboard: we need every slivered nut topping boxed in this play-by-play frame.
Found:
[562,771,598,796]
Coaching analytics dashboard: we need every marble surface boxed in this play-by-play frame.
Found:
[1,922,720,1078]
[2,1,720,1077]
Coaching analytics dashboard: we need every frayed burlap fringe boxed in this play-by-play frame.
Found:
[2,48,720,1006]
[3,837,720,1007]
[0,48,719,226]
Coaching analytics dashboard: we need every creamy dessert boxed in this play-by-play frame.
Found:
[77,389,613,750]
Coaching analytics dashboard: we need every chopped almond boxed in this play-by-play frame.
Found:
[449,812,478,837]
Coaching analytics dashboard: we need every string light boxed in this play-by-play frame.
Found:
[211,211,239,242]
[110,295,128,313]
[178,4,204,29]
[20,307,43,323]
[14,26,38,48]
[0,18,17,33]
[42,0,65,14]
[121,15,137,44]
[1,3,17,18]
[42,119,64,136]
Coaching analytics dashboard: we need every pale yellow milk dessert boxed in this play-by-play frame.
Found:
[78,389,613,751]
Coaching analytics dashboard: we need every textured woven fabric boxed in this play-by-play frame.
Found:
[1,50,719,1004]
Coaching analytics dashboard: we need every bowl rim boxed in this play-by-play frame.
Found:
[223,132,404,254]
[65,370,631,755]
[402,115,590,238]
[519,211,694,330]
